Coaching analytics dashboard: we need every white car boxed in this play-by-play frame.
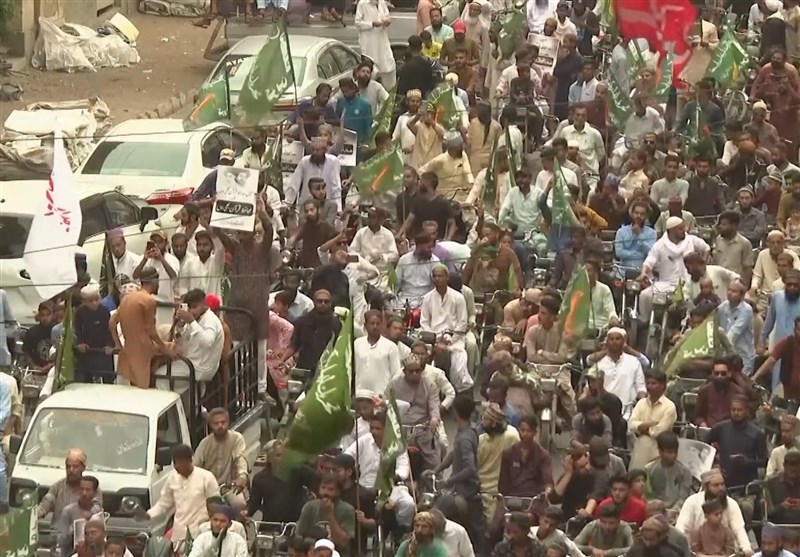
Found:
[0,181,180,326]
[74,118,250,202]
[202,35,362,118]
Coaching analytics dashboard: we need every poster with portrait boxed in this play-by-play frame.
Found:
[211,166,258,232]
[527,33,559,76]
[337,129,358,167]
[678,438,716,482]
[281,140,304,184]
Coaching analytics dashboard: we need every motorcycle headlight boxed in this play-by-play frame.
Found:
[747,68,757,80]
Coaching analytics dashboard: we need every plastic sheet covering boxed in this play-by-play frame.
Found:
[138,0,210,17]
[32,17,140,72]
[1,97,112,172]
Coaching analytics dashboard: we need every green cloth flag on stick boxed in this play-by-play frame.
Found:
[370,89,397,146]
[427,82,460,131]
[606,72,633,129]
[706,28,749,89]
[183,73,229,130]
[664,310,723,377]
[492,5,527,59]
[351,144,404,198]
[99,238,115,298]
[279,309,354,475]
[552,160,579,228]
[56,301,75,388]
[263,131,285,196]
[375,389,407,504]
[234,22,294,127]
[558,264,592,349]
[483,134,502,210]
[387,265,398,294]
[654,46,674,104]
[0,503,36,557]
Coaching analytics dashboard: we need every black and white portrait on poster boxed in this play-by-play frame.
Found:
[211,166,258,232]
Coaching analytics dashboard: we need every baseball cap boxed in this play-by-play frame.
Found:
[219,148,236,162]
[452,19,467,33]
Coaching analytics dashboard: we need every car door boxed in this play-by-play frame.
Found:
[330,45,361,82]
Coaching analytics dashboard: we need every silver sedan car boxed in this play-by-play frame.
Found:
[202,34,362,120]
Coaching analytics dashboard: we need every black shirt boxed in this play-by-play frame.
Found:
[247,465,315,522]
[396,190,417,224]
[597,390,624,446]
[550,470,596,518]
[706,419,768,488]
[311,264,351,309]
[410,195,452,239]
[291,311,342,371]
[397,55,436,98]
[74,304,114,375]
[22,323,54,367]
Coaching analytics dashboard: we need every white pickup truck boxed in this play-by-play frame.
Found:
[8,379,268,549]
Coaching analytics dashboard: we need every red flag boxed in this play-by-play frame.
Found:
[614,0,697,85]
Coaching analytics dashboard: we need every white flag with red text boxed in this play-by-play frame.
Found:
[23,132,83,301]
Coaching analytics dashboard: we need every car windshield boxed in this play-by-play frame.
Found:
[19,409,149,475]
[81,142,190,177]
[0,215,32,259]
[218,55,307,94]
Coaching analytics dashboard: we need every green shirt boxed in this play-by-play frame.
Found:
[295,499,356,556]
[394,539,449,557]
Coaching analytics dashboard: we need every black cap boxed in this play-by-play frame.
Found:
[333,453,356,469]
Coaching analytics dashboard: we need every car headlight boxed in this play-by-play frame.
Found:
[120,496,142,515]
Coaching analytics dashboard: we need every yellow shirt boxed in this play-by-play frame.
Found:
[629,395,677,470]
[422,41,442,59]
[478,426,520,522]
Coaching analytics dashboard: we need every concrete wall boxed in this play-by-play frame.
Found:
[2,0,120,62]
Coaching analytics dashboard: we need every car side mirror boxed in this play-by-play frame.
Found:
[139,206,159,231]
[9,434,22,455]
[155,446,172,468]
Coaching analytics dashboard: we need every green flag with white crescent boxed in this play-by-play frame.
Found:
[552,160,579,228]
[279,310,354,474]
[427,82,460,131]
[184,73,229,130]
[0,502,36,557]
[351,144,404,198]
[492,5,527,60]
[663,310,721,377]
[233,22,294,127]
[706,28,749,89]
[375,390,407,504]
[370,89,396,146]
[606,72,633,129]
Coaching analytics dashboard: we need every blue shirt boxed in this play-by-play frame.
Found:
[717,300,755,374]
[190,168,219,201]
[614,225,657,270]
[100,295,117,312]
[335,95,373,145]
[289,98,337,125]
[504,402,521,429]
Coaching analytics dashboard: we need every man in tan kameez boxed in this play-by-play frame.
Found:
[112,267,170,388]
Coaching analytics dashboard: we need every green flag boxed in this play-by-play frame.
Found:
[427,82,460,131]
[483,134,502,210]
[492,6,527,60]
[654,46,674,104]
[606,72,633,129]
[351,144,404,198]
[263,132,284,196]
[99,239,115,298]
[279,309,354,474]
[706,28,749,89]
[552,160,579,228]
[233,22,294,126]
[370,90,397,146]
[387,265,398,294]
[599,0,617,39]
[375,390,407,504]
[558,265,592,348]
[664,311,721,377]
[57,301,75,387]
[0,502,36,557]
[183,73,229,130]
[672,278,685,305]
[507,267,519,292]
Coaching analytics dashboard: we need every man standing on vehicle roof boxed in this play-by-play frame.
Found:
[106,229,140,282]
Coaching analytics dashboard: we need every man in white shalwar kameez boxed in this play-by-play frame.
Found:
[355,0,397,90]
[187,505,248,557]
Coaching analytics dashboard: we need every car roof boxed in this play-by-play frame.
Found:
[40,384,180,419]
[102,119,198,144]
[228,34,345,58]
[0,180,120,217]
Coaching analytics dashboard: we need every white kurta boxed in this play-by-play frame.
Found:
[187,530,248,557]
[355,0,396,74]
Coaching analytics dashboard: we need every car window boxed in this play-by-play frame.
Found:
[156,403,182,450]
[331,46,360,76]
[317,48,341,80]
[104,192,140,229]
[0,216,32,259]
[217,55,307,92]
[79,195,109,245]
[82,141,190,178]
[201,129,251,168]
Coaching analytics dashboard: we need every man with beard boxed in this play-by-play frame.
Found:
[393,89,423,163]
[720,139,769,192]
[614,200,657,271]
[695,357,745,428]
[767,415,800,477]
[296,474,355,556]
[683,251,739,307]
[502,288,542,336]
[289,199,339,269]
[768,143,800,184]
[396,233,440,309]
[269,270,314,323]
[765,450,800,524]
[425,7,454,44]
[629,371,677,471]
[752,231,800,312]
[755,272,800,391]
[571,397,613,445]
[441,20,481,72]
[713,213,754,281]
[355,0,395,90]
[55,475,103,555]
[279,289,341,373]
[684,154,727,218]
[187,505,248,557]
[286,137,343,212]
[463,222,523,298]
[490,512,546,557]
[676,469,752,555]
[579,366,625,446]
[235,128,270,170]
[463,0,489,76]
[398,172,456,241]
[755,525,796,557]
[498,414,554,498]
[644,432,693,515]
[734,187,767,247]
[311,246,352,309]
[626,517,683,557]
[477,402,521,524]
[778,176,800,231]
[193,409,248,510]
[419,133,474,203]
[752,48,800,160]
[395,511,448,556]
[37,450,102,520]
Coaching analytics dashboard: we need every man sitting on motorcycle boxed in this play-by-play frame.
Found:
[502,288,542,337]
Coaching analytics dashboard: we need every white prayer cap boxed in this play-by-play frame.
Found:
[765,0,781,11]
[567,139,580,149]
[665,216,684,230]
[355,389,375,400]
[606,327,627,339]
[314,540,335,551]
[753,100,768,112]
[445,72,459,85]
[80,283,101,298]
